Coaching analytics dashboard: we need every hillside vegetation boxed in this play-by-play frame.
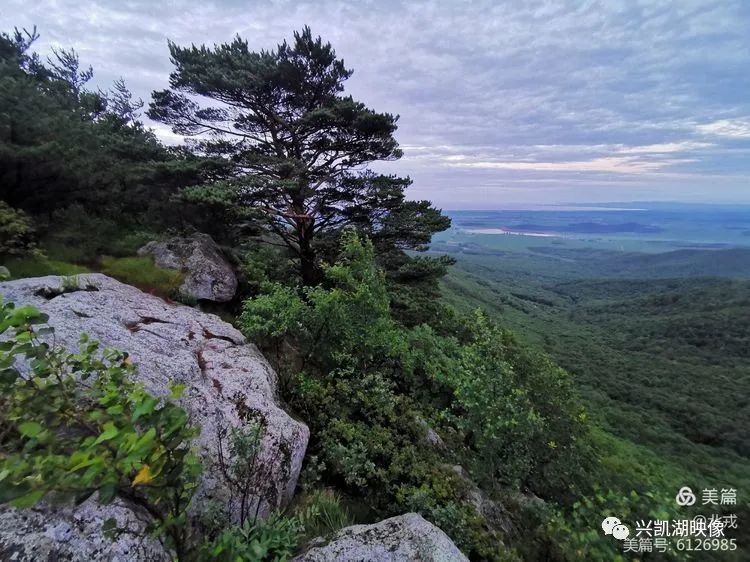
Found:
[2,24,746,561]
[441,246,750,556]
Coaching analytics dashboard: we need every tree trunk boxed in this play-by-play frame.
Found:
[293,185,320,286]
[299,238,320,286]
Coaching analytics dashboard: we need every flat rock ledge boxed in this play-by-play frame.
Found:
[0,274,309,560]
[293,513,469,562]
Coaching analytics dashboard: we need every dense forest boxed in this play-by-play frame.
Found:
[1,25,746,561]
[441,246,750,558]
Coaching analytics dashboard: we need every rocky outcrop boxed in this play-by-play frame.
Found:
[417,417,446,450]
[138,233,237,302]
[293,513,468,562]
[0,274,309,559]
[0,498,168,561]
[450,465,515,538]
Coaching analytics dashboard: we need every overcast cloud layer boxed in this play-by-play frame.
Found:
[2,0,749,208]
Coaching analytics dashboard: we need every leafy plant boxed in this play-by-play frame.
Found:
[0,201,38,258]
[216,421,266,526]
[240,232,580,559]
[201,511,307,562]
[447,309,587,492]
[0,298,201,559]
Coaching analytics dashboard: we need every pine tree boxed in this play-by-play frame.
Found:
[149,27,449,285]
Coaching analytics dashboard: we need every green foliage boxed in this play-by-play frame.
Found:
[149,28,449,284]
[0,201,38,258]
[0,27,207,254]
[242,232,584,560]
[441,239,750,558]
[240,245,300,295]
[201,511,306,562]
[545,487,686,561]
[242,284,306,342]
[0,298,201,558]
[443,255,750,493]
[2,256,89,279]
[293,488,352,541]
[448,310,587,492]
[216,422,267,526]
[99,256,184,297]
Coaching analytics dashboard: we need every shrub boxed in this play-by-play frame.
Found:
[0,201,38,258]
[201,511,306,561]
[447,310,587,493]
[0,298,201,558]
[240,232,593,560]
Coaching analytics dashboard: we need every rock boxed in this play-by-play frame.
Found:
[417,417,446,450]
[293,513,468,562]
[138,233,237,302]
[0,265,9,280]
[0,274,309,557]
[449,466,515,538]
[0,498,168,561]
[509,490,545,511]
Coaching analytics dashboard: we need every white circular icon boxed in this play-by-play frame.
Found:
[601,516,621,535]
[612,524,630,540]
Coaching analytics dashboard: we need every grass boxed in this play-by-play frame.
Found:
[3,250,184,302]
[99,256,184,298]
[2,256,90,279]
[293,488,353,540]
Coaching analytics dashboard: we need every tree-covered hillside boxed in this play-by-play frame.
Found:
[442,248,750,557]
[2,23,746,562]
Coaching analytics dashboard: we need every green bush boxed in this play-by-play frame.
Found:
[0,298,201,558]
[545,487,685,562]
[241,232,584,560]
[448,310,588,492]
[201,511,306,561]
[0,201,38,258]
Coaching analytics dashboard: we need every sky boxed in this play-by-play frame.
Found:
[2,0,750,208]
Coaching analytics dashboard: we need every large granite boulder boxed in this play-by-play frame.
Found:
[0,274,309,560]
[293,513,468,562]
[138,233,237,302]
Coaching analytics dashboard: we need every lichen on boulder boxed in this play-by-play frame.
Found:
[293,513,469,562]
[0,274,309,559]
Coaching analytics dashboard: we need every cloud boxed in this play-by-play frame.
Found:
[618,142,713,154]
[1,0,749,205]
[446,156,695,175]
[697,119,750,139]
